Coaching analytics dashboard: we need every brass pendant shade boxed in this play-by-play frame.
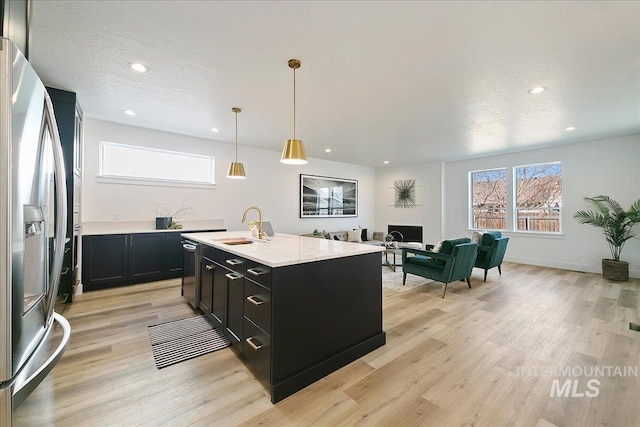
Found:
[227,107,246,179]
[281,139,307,165]
[281,59,308,165]
[227,161,246,178]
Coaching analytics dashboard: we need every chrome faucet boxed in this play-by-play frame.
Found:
[242,206,265,239]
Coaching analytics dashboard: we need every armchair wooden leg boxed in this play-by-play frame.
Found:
[498,264,502,275]
[466,277,471,288]
[483,269,488,282]
[403,272,407,286]
[442,283,448,298]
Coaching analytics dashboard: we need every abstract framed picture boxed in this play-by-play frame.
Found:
[394,179,416,208]
[300,174,358,218]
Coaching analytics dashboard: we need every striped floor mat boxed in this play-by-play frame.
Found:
[148,315,230,369]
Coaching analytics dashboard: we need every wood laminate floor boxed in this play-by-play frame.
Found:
[13,262,640,426]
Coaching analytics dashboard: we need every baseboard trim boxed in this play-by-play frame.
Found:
[504,256,640,279]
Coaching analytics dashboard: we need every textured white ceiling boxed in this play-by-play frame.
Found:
[28,1,640,167]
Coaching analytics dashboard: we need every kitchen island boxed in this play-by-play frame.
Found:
[181,231,386,403]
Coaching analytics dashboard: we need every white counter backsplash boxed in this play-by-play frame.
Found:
[82,219,225,235]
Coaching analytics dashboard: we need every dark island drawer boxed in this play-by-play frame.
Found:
[244,318,271,382]
[202,246,247,272]
[244,264,271,288]
[244,280,271,335]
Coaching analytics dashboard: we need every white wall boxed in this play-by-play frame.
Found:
[375,134,640,278]
[374,162,442,243]
[443,134,640,278]
[82,118,375,235]
[84,119,640,277]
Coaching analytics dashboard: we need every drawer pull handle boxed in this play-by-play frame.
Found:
[205,264,214,270]
[246,295,263,305]
[60,267,70,275]
[226,259,243,266]
[225,272,242,281]
[247,268,268,276]
[245,337,264,351]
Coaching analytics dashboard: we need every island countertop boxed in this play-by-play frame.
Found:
[181,231,383,268]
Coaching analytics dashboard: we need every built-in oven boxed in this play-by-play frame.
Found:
[181,240,200,308]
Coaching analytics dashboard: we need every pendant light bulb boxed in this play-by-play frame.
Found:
[281,59,308,165]
[227,107,246,179]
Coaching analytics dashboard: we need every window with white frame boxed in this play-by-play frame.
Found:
[514,162,562,232]
[468,162,563,233]
[470,168,507,230]
[98,141,215,188]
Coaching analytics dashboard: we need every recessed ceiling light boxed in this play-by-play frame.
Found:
[124,110,136,116]
[210,128,220,133]
[383,160,389,164]
[565,126,577,131]
[527,86,545,94]
[325,148,331,153]
[129,62,148,73]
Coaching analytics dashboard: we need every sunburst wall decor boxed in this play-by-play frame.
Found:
[394,179,416,208]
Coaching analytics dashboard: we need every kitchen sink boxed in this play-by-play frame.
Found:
[218,238,254,245]
[215,236,270,245]
[216,237,269,245]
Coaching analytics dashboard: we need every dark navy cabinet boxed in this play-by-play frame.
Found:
[83,231,181,291]
[165,232,184,274]
[82,234,129,289]
[128,233,164,282]
[48,87,82,305]
[198,256,214,315]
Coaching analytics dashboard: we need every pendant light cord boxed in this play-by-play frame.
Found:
[235,110,238,161]
[293,66,296,140]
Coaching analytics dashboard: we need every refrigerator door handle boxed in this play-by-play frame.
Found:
[11,313,71,406]
[43,90,67,321]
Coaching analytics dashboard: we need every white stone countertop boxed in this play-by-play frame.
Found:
[181,231,384,268]
[82,219,226,236]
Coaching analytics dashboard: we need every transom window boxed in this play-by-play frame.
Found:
[98,141,215,188]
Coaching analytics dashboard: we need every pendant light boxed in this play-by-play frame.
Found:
[281,59,308,164]
[227,107,246,179]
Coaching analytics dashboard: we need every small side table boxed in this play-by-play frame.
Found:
[382,242,423,272]
[382,244,402,272]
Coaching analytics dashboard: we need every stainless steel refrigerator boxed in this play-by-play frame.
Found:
[0,37,71,426]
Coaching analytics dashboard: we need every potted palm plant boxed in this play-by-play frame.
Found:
[573,195,640,281]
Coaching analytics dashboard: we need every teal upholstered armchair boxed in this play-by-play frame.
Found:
[402,238,478,298]
[474,231,509,281]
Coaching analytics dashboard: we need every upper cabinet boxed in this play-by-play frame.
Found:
[47,87,82,229]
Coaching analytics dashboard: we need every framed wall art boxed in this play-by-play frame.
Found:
[300,174,358,218]
[394,179,416,208]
